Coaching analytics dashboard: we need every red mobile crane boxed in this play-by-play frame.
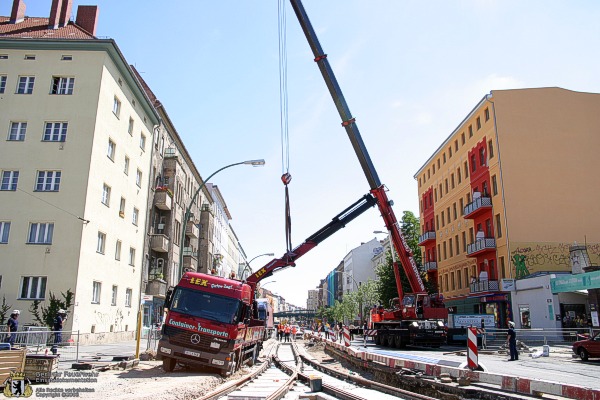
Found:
[248,0,447,348]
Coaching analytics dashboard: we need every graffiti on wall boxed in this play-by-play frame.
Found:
[510,242,600,278]
[94,308,124,332]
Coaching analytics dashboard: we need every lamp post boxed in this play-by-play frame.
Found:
[243,252,275,279]
[178,159,265,279]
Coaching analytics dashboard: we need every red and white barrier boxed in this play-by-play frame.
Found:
[343,326,351,347]
[467,327,478,370]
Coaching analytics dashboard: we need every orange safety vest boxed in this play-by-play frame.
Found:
[292,326,297,334]
[285,326,291,334]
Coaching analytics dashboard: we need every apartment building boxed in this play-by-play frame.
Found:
[414,87,600,328]
[0,2,159,341]
[132,68,214,328]
[306,289,319,311]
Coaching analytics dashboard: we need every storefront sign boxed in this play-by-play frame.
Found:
[450,314,495,328]
[501,279,515,291]
[480,294,507,303]
[550,270,600,293]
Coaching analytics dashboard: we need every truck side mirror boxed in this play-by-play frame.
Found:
[164,287,174,309]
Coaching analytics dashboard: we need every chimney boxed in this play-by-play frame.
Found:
[48,0,62,29]
[59,0,73,27]
[76,5,99,36]
[10,0,26,23]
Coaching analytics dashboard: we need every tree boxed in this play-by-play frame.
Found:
[400,211,422,267]
[29,289,74,329]
[0,295,12,325]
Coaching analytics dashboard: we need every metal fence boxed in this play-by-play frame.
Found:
[143,326,161,352]
[1,326,80,362]
[482,327,599,347]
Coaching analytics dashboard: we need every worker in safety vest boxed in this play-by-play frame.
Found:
[284,325,291,342]
[291,325,297,341]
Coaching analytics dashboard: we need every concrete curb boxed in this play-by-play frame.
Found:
[315,335,600,400]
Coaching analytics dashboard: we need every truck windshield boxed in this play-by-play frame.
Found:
[171,287,243,325]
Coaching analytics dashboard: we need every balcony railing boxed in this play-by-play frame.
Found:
[463,196,492,218]
[183,247,197,258]
[470,279,500,293]
[467,238,496,256]
[423,261,437,272]
[182,248,197,272]
[150,234,170,253]
[154,191,173,211]
[185,221,199,238]
[418,231,436,246]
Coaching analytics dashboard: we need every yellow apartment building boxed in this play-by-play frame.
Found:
[414,87,600,328]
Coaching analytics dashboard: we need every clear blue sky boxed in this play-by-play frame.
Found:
[7,1,600,306]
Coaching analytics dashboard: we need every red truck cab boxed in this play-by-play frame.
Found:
[158,272,265,375]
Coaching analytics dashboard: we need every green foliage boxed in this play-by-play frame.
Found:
[29,289,73,329]
[400,211,422,267]
[0,295,12,325]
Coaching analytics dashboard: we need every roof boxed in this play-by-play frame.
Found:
[0,17,95,39]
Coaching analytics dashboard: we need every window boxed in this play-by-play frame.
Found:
[471,155,477,172]
[492,175,498,196]
[496,214,503,238]
[476,116,481,130]
[488,139,494,159]
[468,124,473,137]
[0,221,10,243]
[92,281,101,304]
[444,179,448,194]
[129,247,136,266]
[20,276,47,299]
[111,285,118,306]
[28,222,54,244]
[124,156,130,175]
[1,171,19,191]
[51,76,74,95]
[43,122,68,142]
[61,55,73,61]
[457,269,462,289]
[35,171,61,191]
[455,234,460,255]
[113,97,121,117]
[0,75,6,93]
[97,231,106,254]
[8,122,27,141]
[462,232,467,253]
[449,238,453,257]
[451,272,455,290]
[132,207,139,226]
[17,76,35,94]
[449,147,452,158]
[485,107,490,121]
[446,207,451,224]
[136,169,142,187]
[479,147,486,166]
[24,54,36,60]
[451,173,455,189]
[140,133,146,151]
[441,211,445,227]
[459,198,464,215]
[461,132,465,144]
[125,288,132,307]
[464,161,469,178]
[102,184,111,206]
[443,153,446,163]
[500,256,506,278]
[128,118,134,135]
[107,139,116,161]
[453,203,457,220]
[457,168,462,184]
[454,140,458,152]
[119,198,125,217]
[115,240,122,260]
[443,241,447,259]
[437,244,441,261]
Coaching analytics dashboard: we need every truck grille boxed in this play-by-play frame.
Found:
[163,326,227,354]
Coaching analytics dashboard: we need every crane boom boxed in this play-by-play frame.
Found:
[289,0,425,294]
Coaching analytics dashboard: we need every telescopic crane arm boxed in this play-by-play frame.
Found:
[288,0,426,296]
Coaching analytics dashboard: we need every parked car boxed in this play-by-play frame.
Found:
[572,332,600,361]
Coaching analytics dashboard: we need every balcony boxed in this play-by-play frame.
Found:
[185,221,199,238]
[145,279,167,298]
[470,279,499,293]
[463,196,492,219]
[423,261,437,272]
[418,231,436,246]
[150,234,170,253]
[467,238,496,256]
[154,190,173,211]
[183,247,198,271]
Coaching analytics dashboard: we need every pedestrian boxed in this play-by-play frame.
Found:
[506,321,518,361]
[480,318,487,350]
[362,320,368,348]
[284,324,291,342]
[324,323,330,340]
[52,309,67,351]
[6,310,20,348]
[278,323,284,341]
[291,325,297,341]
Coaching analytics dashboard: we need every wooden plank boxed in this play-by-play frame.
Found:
[0,349,27,385]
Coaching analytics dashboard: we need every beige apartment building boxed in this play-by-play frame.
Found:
[0,3,159,341]
[414,87,600,328]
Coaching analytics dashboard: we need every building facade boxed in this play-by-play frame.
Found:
[0,2,159,341]
[414,87,600,328]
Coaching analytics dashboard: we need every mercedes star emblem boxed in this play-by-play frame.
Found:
[190,334,201,345]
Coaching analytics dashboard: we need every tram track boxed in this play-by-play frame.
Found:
[197,340,438,400]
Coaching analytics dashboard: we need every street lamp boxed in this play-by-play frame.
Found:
[243,252,275,279]
[179,159,265,278]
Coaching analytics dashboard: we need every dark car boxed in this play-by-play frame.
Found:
[572,332,600,361]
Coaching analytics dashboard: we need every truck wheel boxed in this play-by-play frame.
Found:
[394,335,403,348]
[247,346,257,367]
[222,352,238,377]
[386,335,395,348]
[162,357,176,372]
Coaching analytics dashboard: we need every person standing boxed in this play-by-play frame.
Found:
[6,310,20,348]
[506,321,518,361]
[480,318,487,350]
[53,309,67,345]
[284,324,291,342]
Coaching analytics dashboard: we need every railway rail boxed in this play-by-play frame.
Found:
[197,340,437,400]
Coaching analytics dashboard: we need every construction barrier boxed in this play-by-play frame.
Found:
[467,327,478,370]
[343,326,350,347]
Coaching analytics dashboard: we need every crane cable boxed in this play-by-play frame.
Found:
[278,0,293,255]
